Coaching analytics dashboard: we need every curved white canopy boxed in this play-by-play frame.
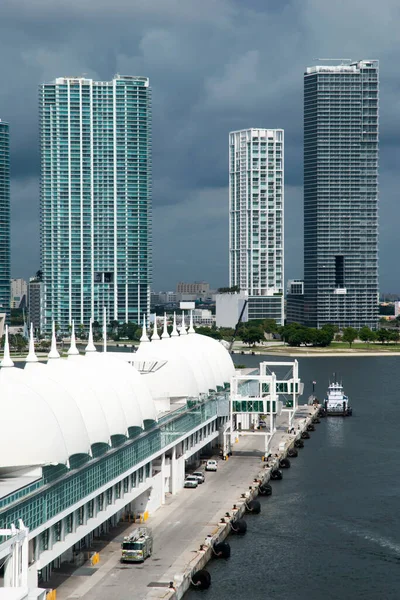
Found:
[163,335,212,395]
[24,361,92,457]
[0,367,69,468]
[124,361,158,423]
[197,334,235,385]
[83,352,145,429]
[45,358,112,446]
[134,332,201,400]
[63,355,129,438]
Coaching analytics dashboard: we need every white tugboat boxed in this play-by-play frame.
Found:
[323,378,352,416]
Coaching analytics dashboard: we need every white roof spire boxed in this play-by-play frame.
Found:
[161,313,169,339]
[188,310,195,334]
[152,313,160,341]
[171,312,179,337]
[180,311,187,336]
[1,325,14,367]
[48,321,60,359]
[85,319,97,353]
[140,315,150,342]
[68,320,79,356]
[26,323,39,363]
[103,306,107,353]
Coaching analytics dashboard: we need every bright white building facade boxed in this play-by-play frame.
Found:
[229,129,284,324]
[10,278,27,309]
[0,314,234,595]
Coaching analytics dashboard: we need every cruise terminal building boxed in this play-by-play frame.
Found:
[0,314,234,594]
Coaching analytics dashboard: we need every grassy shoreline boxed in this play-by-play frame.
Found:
[232,342,400,357]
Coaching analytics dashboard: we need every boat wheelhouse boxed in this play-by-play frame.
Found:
[324,380,352,416]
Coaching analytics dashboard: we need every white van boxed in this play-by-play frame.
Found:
[205,460,218,472]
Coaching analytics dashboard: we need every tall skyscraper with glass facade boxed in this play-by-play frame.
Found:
[0,120,10,321]
[229,128,284,323]
[40,75,152,334]
[304,60,379,328]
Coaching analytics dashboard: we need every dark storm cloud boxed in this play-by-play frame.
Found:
[1,0,399,290]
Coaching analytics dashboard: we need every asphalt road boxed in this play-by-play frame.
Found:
[58,434,265,600]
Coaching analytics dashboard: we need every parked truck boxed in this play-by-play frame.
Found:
[121,527,153,563]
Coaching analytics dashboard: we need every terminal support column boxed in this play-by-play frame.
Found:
[171,445,177,495]
[161,453,166,505]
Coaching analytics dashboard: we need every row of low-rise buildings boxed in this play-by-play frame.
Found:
[151,281,212,307]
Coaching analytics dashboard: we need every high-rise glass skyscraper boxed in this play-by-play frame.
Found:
[229,128,284,323]
[304,60,379,328]
[0,120,10,321]
[40,75,152,334]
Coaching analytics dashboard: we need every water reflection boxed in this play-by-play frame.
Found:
[326,417,345,447]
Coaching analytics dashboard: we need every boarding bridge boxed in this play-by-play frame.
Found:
[228,360,303,454]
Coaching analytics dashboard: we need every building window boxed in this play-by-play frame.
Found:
[66,514,73,534]
[115,481,121,499]
[77,506,84,526]
[53,521,62,542]
[335,256,344,287]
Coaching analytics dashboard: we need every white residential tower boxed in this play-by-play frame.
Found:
[229,128,284,323]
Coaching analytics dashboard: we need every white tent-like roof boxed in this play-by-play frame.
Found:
[0,312,233,471]
[0,366,69,468]
[23,362,92,457]
[0,328,69,468]
[177,313,222,392]
[184,313,235,386]
[190,333,235,386]
[83,320,157,423]
[132,315,201,400]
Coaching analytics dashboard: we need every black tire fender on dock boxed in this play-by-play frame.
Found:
[294,439,304,448]
[301,431,310,439]
[258,483,272,496]
[191,569,211,589]
[213,541,231,558]
[230,518,247,535]
[245,499,261,514]
[287,448,298,458]
[279,458,291,469]
[270,468,283,480]
[312,417,320,424]
[307,424,315,432]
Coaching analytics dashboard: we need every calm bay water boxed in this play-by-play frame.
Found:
[186,354,400,600]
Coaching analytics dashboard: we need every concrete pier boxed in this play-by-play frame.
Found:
[54,404,319,600]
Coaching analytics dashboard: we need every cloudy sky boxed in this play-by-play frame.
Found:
[1,0,399,291]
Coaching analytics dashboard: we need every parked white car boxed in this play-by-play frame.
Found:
[192,471,205,484]
[205,460,218,472]
[184,476,198,488]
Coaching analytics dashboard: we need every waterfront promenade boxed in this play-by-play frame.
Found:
[53,405,314,600]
